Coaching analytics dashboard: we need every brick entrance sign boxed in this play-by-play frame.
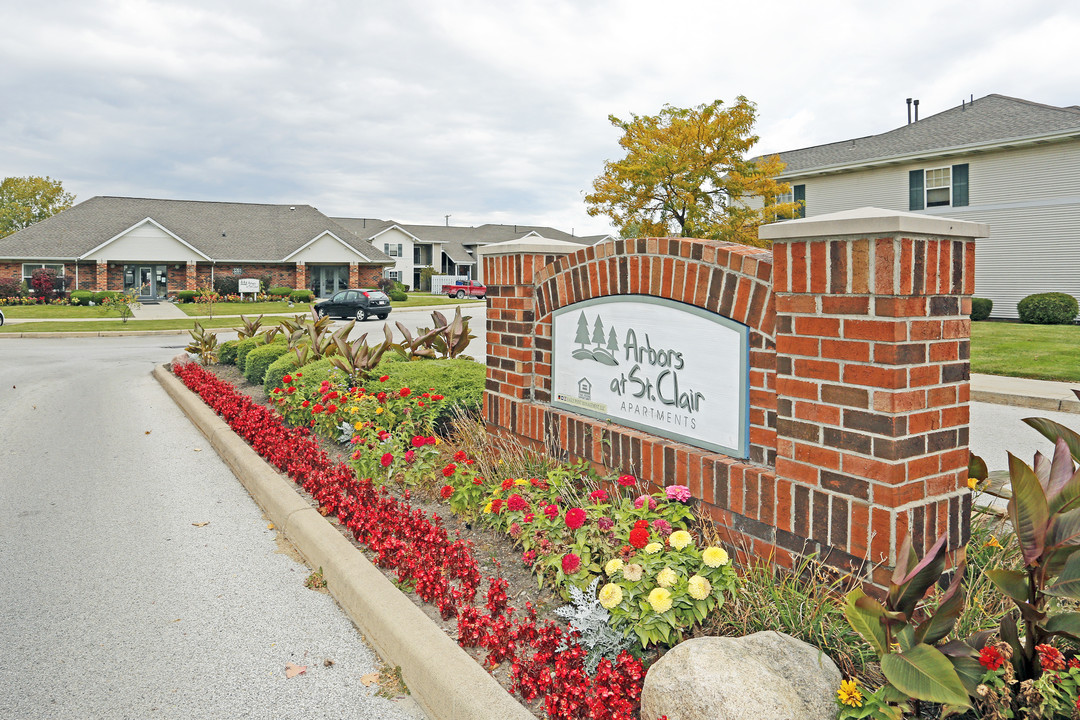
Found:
[478,208,988,584]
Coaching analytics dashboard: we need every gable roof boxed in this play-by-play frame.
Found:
[0,196,393,263]
[767,94,1080,177]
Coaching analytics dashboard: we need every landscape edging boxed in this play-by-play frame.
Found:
[153,363,535,720]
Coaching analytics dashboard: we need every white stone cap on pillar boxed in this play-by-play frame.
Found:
[758,207,990,241]
[475,236,583,257]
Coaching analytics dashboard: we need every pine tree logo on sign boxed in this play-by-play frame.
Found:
[572,312,620,366]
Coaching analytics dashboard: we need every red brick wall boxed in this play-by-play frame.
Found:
[358,265,384,287]
[483,229,976,586]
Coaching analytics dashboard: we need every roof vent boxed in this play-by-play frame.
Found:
[289,207,295,211]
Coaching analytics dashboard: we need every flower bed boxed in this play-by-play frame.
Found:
[172,360,650,719]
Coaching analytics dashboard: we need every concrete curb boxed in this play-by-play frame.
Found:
[971,389,1080,414]
[153,364,533,720]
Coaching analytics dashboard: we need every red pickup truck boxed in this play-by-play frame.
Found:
[447,281,486,299]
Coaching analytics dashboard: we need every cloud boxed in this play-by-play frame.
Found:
[2,0,1078,235]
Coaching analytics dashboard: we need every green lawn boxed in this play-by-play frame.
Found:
[0,317,260,333]
[177,294,481,316]
[176,301,313,317]
[1,304,115,319]
[970,321,1080,382]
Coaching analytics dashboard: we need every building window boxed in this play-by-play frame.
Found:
[925,167,951,207]
[22,263,64,279]
[769,184,805,219]
[910,164,968,210]
[388,270,401,282]
[384,243,403,257]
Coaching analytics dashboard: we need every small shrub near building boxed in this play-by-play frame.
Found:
[290,290,313,303]
[244,343,291,385]
[1017,292,1079,325]
[970,297,993,321]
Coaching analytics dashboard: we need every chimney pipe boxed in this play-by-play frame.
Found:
[906,98,912,124]
[914,99,920,122]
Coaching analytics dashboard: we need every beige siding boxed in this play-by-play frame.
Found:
[84,221,200,263]
[291,232,363,263]
[791,140,1080,319]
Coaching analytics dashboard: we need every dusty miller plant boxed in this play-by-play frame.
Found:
[554,577,635,674]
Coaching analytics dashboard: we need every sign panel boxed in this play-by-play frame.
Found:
[237,278,260,293]
[552,296,749,458]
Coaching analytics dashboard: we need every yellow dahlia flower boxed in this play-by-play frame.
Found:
[669,530,692,550]
[644,542,663,555]
[647,587,673,613]
[688,574,711,600]
[598,583,623,609]
[605,558,624,576]
[656,568,677,588]
[702,546,729,568]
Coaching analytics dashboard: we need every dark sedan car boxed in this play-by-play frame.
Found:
[313,289,392,321]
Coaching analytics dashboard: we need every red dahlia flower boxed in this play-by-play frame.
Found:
[589,489,609,503]
[543,504,559,520]
[425,437,437,446]
[633,519,649,531]
[412,436,426,448]
[454,450,468,462]
[404,450,416,463]
[561,553,581,574]
[490,498,503,514]
[399,387,411,397]
[617,474,636,486]
[507,494,527,512]
[379,375,388,382]
[472,477,483,486]
[442,464,457,477]
[501,478,515,491]
[282,374,292,384]
[440,485,454,499]
[380,453,393,467]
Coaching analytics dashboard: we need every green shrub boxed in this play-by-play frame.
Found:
[235,337,262,372]
[264,352,302,394]
[70,290,93,305]
[290,290,313,303]
[91,291,119,304]
[1017,292,1079,325]
[213,275,239,296]
[970,297,993,321]
[244,344,290,385]
[268,286,293,297]
[389,289,408,302]
[219,339,240,365]
[366,358,485,428]
[177,290,196,303]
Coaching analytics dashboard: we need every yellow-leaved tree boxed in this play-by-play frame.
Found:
[0,176,76,238]
[585,97,797,247]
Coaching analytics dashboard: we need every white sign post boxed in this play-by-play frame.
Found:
[238,278,260,299]
[551,296,749,458]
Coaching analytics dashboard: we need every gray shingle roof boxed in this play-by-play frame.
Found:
[767,94,1080,176]
[332,218,610,246]
[0,196,393,263]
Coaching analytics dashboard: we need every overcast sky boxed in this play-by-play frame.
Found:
[3,0,1078,236]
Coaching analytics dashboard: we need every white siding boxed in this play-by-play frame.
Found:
[84,221,199,263]
[376,227,415,288]
[793,140,1080,319]
[292,232,362,263]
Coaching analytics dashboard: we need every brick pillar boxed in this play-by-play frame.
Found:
[186,262,197,291]
[295,262,306,291]
[478,240,573,435]
[96,261,108,291]
[761,209,988,585]
[349,262,360,287]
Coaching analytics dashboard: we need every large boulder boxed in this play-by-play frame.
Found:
[640,631,841,720]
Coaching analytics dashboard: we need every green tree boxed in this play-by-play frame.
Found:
[0,176,76,238]
[585,97,798,248]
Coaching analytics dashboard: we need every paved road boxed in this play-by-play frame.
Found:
[0,336,426,720]
[970,400,1080,471]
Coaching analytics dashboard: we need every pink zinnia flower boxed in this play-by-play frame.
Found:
[597,517,614,531]
[543,504,559,520]
[380,453,393,467]
[652,519,672,536]
[634,495,657,511]
[589,489,609,503]
[666,485,692,502]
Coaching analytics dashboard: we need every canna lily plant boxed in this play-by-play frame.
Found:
[982,419,1080,683]
[843,533,977,717]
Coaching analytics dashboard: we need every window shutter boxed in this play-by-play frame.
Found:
[952,164,969,207]
[384,243,389,253]
[793,185,806,218]
[909,170,924,210]
[397,243,403,257]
